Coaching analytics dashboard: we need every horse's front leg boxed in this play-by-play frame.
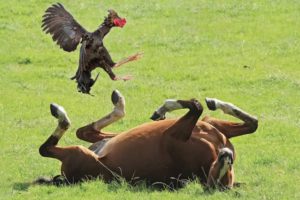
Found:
[76,90,125,144]
[151,98,203,141]
[38,104,105,183]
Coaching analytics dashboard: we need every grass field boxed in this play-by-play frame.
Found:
[1,0,299,199]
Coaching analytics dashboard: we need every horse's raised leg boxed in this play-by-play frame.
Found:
[39,104,112,183]
[203,98,258,138]
[76,90,125,143]
[150,99,188,121]
[39,104,71,160]
[151,98,203,141]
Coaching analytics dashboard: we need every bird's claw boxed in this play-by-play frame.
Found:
[113,52,143,68]
[128,52,143,61]
[114,75,133,81]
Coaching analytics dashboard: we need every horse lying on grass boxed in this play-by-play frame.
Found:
[38,90,258,189]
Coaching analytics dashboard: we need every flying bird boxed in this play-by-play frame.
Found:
[42,3,142,94]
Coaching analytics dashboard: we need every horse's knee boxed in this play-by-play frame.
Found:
[39,144,49,157]
[247,118,258,133]
[76,127,86,140]
[39,144,54,158]
[190,99,203,114]
[39,135,59,157]
[178,99,203,115]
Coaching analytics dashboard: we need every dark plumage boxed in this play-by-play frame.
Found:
[42,3,141,94]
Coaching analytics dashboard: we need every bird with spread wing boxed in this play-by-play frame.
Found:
[42,3,142,94]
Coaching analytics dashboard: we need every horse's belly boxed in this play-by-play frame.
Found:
[88,138,111,155]
[98,132,216,182]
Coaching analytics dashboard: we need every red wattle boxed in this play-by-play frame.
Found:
[113,18,126,27]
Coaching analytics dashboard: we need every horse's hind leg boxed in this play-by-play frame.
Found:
[151,98,203,141]
[39,105,105,182]
[39,104,71,160]
[203,98,258,138]
[76,90,125,143]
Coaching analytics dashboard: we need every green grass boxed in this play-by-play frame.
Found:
[1,0,300,199]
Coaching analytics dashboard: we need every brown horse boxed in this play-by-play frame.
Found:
[39,90,258,189]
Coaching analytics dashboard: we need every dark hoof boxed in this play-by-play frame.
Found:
[111,90,120,105]
[50,103,59,119]
[205,98,217,111]
[150,111,165,121]
[150,111,160,121]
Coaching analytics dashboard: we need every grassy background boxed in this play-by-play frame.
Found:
[1,0,299,199]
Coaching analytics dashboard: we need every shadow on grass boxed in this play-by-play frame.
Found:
[17,175,246,198]
[105,178,210,194]
[13,182,31,191]
[13,175,67,192]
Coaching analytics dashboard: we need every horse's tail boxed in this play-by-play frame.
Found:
[34,175,68,186]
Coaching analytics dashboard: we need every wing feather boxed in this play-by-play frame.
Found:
[42,3,87,52]
[79,41,87,71]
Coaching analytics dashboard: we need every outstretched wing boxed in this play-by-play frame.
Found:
[42,3,87,52]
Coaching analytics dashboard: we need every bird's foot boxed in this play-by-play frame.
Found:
[113,52,143,68]
[114,75,133,81]
[127,52,143,62]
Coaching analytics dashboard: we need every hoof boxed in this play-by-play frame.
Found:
[111,90,124,105]
[50,103,60,118]
[50,103,67,119]
[50,103,70,129]
[150,111,165,121]
[111,90,119,105]
[205,98,217,111]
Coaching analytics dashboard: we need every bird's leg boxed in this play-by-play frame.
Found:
[101,62,133,81]
[113,52,143,68]
[113,75,133,81]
